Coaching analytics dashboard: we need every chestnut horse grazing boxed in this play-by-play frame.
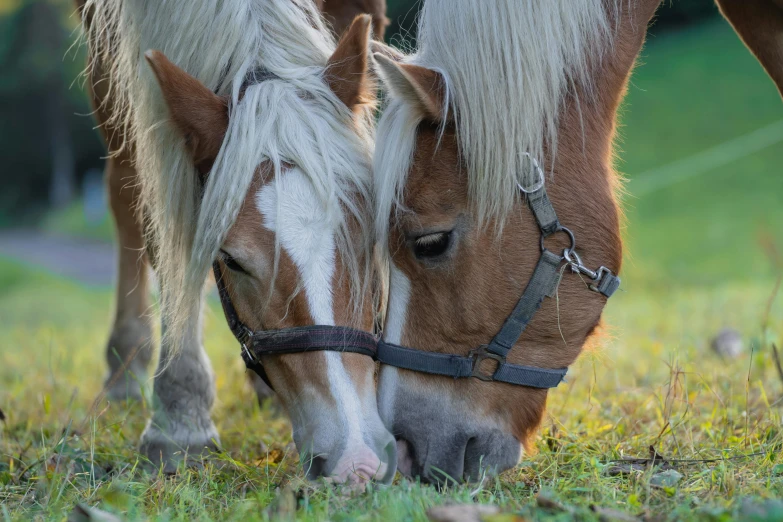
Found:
[80,0,394,484]
[371,0,783,484]
[76,0,388,407]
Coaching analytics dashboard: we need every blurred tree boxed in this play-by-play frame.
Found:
[0,0,104,224]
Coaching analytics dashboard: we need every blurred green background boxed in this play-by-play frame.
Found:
[0,0,781,288]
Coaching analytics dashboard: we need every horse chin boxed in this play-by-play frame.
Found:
[283,371,397,485]
[379,373,523,484]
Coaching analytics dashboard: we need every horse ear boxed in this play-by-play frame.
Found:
[370,41,405,62]
[325,14,374,111]
[716,0,783,99]
[372,53,447,121]
[144,50,229,174]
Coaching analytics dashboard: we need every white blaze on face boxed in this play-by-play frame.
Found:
[256,168,377,480]
[256,167,337,325]
[378,264,412,427]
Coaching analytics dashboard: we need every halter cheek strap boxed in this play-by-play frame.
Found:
[376,178,620,389]
[212,263,378,389]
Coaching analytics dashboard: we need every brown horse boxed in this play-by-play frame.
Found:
[76,0,387,401]
[79,0,394,484]
[371,0,783,484]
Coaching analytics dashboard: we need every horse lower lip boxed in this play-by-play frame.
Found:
[332,463,387,484]
[395,439,414,477]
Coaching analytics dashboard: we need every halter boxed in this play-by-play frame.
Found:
[376,157,620,388]
[213,262,378,388]
[211,67,378,389]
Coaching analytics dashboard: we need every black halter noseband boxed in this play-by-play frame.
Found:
[213,263,378,389]
[376,167,620,389]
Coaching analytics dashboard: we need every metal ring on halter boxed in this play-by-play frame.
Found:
[517,152,546,194]
[540,225,576,254]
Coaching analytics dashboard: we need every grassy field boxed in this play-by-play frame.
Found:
[2,18,783,521]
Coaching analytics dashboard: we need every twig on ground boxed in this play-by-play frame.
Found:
[772,344,783,387]
[761,275,782,332]
[608,445,766,468]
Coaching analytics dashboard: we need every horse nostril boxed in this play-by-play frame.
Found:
[422,436,469,487]
[464,436,481,482]
[304,455,328,480]
[463,431,522,482]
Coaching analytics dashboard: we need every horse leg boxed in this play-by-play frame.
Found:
[104,152,154,401]
[139,298,220,472]
[83,16,154,400]
[80,0,218,465]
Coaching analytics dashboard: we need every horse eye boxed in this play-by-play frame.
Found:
[220,251,248,274]
[413,232,452,260]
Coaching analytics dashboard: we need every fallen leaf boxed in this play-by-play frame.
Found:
[254,447,285,467]
[427,504,500,522]
[535,493,571,513]
[590,505,640,522]
[649,469,683,488]
[67,504,124,522]
[738,497,783,520]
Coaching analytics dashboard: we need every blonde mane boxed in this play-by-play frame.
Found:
[375,0,615,241]
[83,0,375,351]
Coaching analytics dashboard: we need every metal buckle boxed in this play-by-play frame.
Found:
[469,345,505,382]
[240,327,257,363]
[563,251,619,294]
[564,249,605,281]
[516,153,545,194]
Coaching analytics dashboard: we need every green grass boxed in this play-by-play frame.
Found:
[2,19,783,521]
[619,19,783,286]
[40,200,116,244]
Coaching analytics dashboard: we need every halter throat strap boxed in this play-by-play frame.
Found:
[377,181,620,389]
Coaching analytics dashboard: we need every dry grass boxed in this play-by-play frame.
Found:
[0,252,781,521]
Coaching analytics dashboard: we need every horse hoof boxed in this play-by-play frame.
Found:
[139,424,220,473]
[103,369,148,402]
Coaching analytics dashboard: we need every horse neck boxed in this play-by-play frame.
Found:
[546,0,663,272]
